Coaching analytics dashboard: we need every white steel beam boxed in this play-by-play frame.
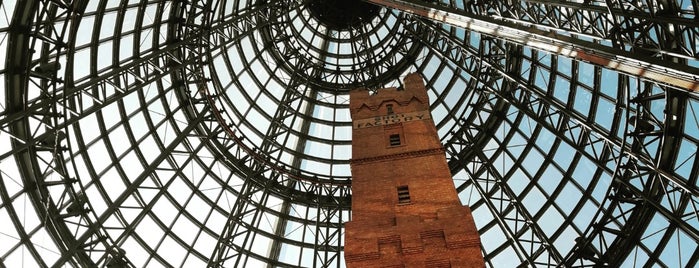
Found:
[367,0,699,92]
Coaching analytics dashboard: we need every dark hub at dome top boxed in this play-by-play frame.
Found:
[307,0,381,30]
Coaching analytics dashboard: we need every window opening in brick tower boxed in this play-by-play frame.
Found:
[397,185,411,204]
[389,134,401,146]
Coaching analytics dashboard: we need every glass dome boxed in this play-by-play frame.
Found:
[0,0,698,267]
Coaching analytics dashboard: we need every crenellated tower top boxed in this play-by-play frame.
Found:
[349,73,430,120]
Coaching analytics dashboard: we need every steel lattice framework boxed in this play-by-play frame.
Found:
[0,0,698,267]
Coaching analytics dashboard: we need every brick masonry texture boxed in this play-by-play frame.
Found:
[345,73,485,268]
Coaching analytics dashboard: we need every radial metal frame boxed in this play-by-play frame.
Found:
[1,0,698,267]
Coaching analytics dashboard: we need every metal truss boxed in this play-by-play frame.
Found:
[399,2,699,266]
[203,39,346,267]
[171,1,350,266]
[367,0,699,92]
[474,0,699,63]
[412,21,569,265]
[2,0,130,266]
[1,0,698,267]
[565,83,696,267]
[1,0,296,266]
[254,0,423,91]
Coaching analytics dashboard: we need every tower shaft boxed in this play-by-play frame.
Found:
[345,73,484,267]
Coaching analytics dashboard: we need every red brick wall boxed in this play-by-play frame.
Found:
[345,73,485,267]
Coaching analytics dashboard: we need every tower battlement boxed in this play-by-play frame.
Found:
[349,73,430,120]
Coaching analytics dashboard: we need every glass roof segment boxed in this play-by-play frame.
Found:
[0,0,698,267]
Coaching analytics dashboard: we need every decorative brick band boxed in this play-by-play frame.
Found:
[378,235,401,244]
[345,252,380,262]
[425,259,450,268]
[446,238,481,249]
[402,246,424,255]
[350,147,446,166]
[420,229,444,239]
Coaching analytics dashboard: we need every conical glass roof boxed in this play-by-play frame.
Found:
[1,0,698,267]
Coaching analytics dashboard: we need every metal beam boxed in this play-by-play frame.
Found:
[365,0,699,92]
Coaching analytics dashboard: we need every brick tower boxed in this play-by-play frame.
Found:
[344,73,484,267]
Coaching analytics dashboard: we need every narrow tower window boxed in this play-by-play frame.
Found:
[389,134,401,146]
[397,185,410,204]
[386,104,394,114]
